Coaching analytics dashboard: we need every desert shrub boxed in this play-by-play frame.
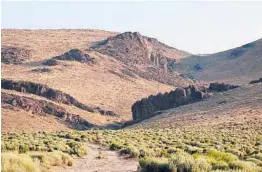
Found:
[252,153,262,161]
[211,160,230,170]
[109,141,123,150]
[31,151,73,167]
[207,149,238,170]
[193,157,212,172]
[169,151,211,172]
[66,141,87,157]
[120,146,140,158]
[19,144,30,154]
[139,157,172,172]
[229,160,260,172]
[2,152,40,172]
[167,148,178,154]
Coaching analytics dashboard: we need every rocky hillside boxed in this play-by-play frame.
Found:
[174,39,262,84]
[132,82,239,121]
[91,32,192,85]
[2,29,195,131]
[130,80,262,129]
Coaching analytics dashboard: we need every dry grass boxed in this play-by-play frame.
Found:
[1,29,118,61]
[1,108,69,132]
[1,89,121,131]
[1,29,175,131]
[175,39,262,85]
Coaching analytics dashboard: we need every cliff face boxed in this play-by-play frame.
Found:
[132,83,239,121]
[132,85,205,121]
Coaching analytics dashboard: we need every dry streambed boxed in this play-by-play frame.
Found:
[54,143,139,172]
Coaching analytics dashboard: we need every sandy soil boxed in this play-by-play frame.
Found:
[54,143,139,172]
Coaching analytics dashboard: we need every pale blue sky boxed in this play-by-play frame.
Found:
[2,1,262,54]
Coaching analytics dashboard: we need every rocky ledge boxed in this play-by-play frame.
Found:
[1,79,119,117]
[249,78,262,84]
[132,82,239,121]
[1,93,93,130]
[44,49,95,66]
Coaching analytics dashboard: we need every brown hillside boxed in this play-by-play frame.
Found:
[131,82,262,129]
[1,29,194,131]
[174,39,262,84]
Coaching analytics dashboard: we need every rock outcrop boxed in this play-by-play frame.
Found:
[209,82,239,92]
[1,46,31,64]
[132,85,204,121]
[1,93,93,130]
[249,78,262,84]
[1,79,119,117]
[90,32,191,85]
[44,49,95,66]
[132,82,239,121]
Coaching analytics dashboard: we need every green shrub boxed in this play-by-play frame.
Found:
[139,157,172,172]
[208,149,238,162]
[170,151,211,172]
[252,153,262,161]
[109,141,122,151]
[29,151,73,167]
[120,146,140,158]
[66,141,87,157]
[229,160,260,172]
[19,145,30,154]
[2,152,40,172]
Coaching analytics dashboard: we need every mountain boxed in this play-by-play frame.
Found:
[174,39,262,84]
[91,31,192,85]
[1,29,192,131]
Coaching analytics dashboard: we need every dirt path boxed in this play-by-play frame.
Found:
[53,143,139,172]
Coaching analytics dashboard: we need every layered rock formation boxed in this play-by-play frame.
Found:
[249,78,262,84]
[44,49,95,66]
[1,93,93,130]
[91,32,192,85]
[1,46,31,64]
[132,83,239,121]
[1,79,119,117]
[209,82,239,92]
[132,85,204,121]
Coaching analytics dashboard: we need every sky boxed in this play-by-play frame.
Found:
[1,1,262,54]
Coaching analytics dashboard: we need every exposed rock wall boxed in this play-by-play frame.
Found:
[249,78,262,84]
[209,82,239,92]
[1,93,93,130]
[132,83,239,121]
[131,85,204,121]
[1,79,119,117]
